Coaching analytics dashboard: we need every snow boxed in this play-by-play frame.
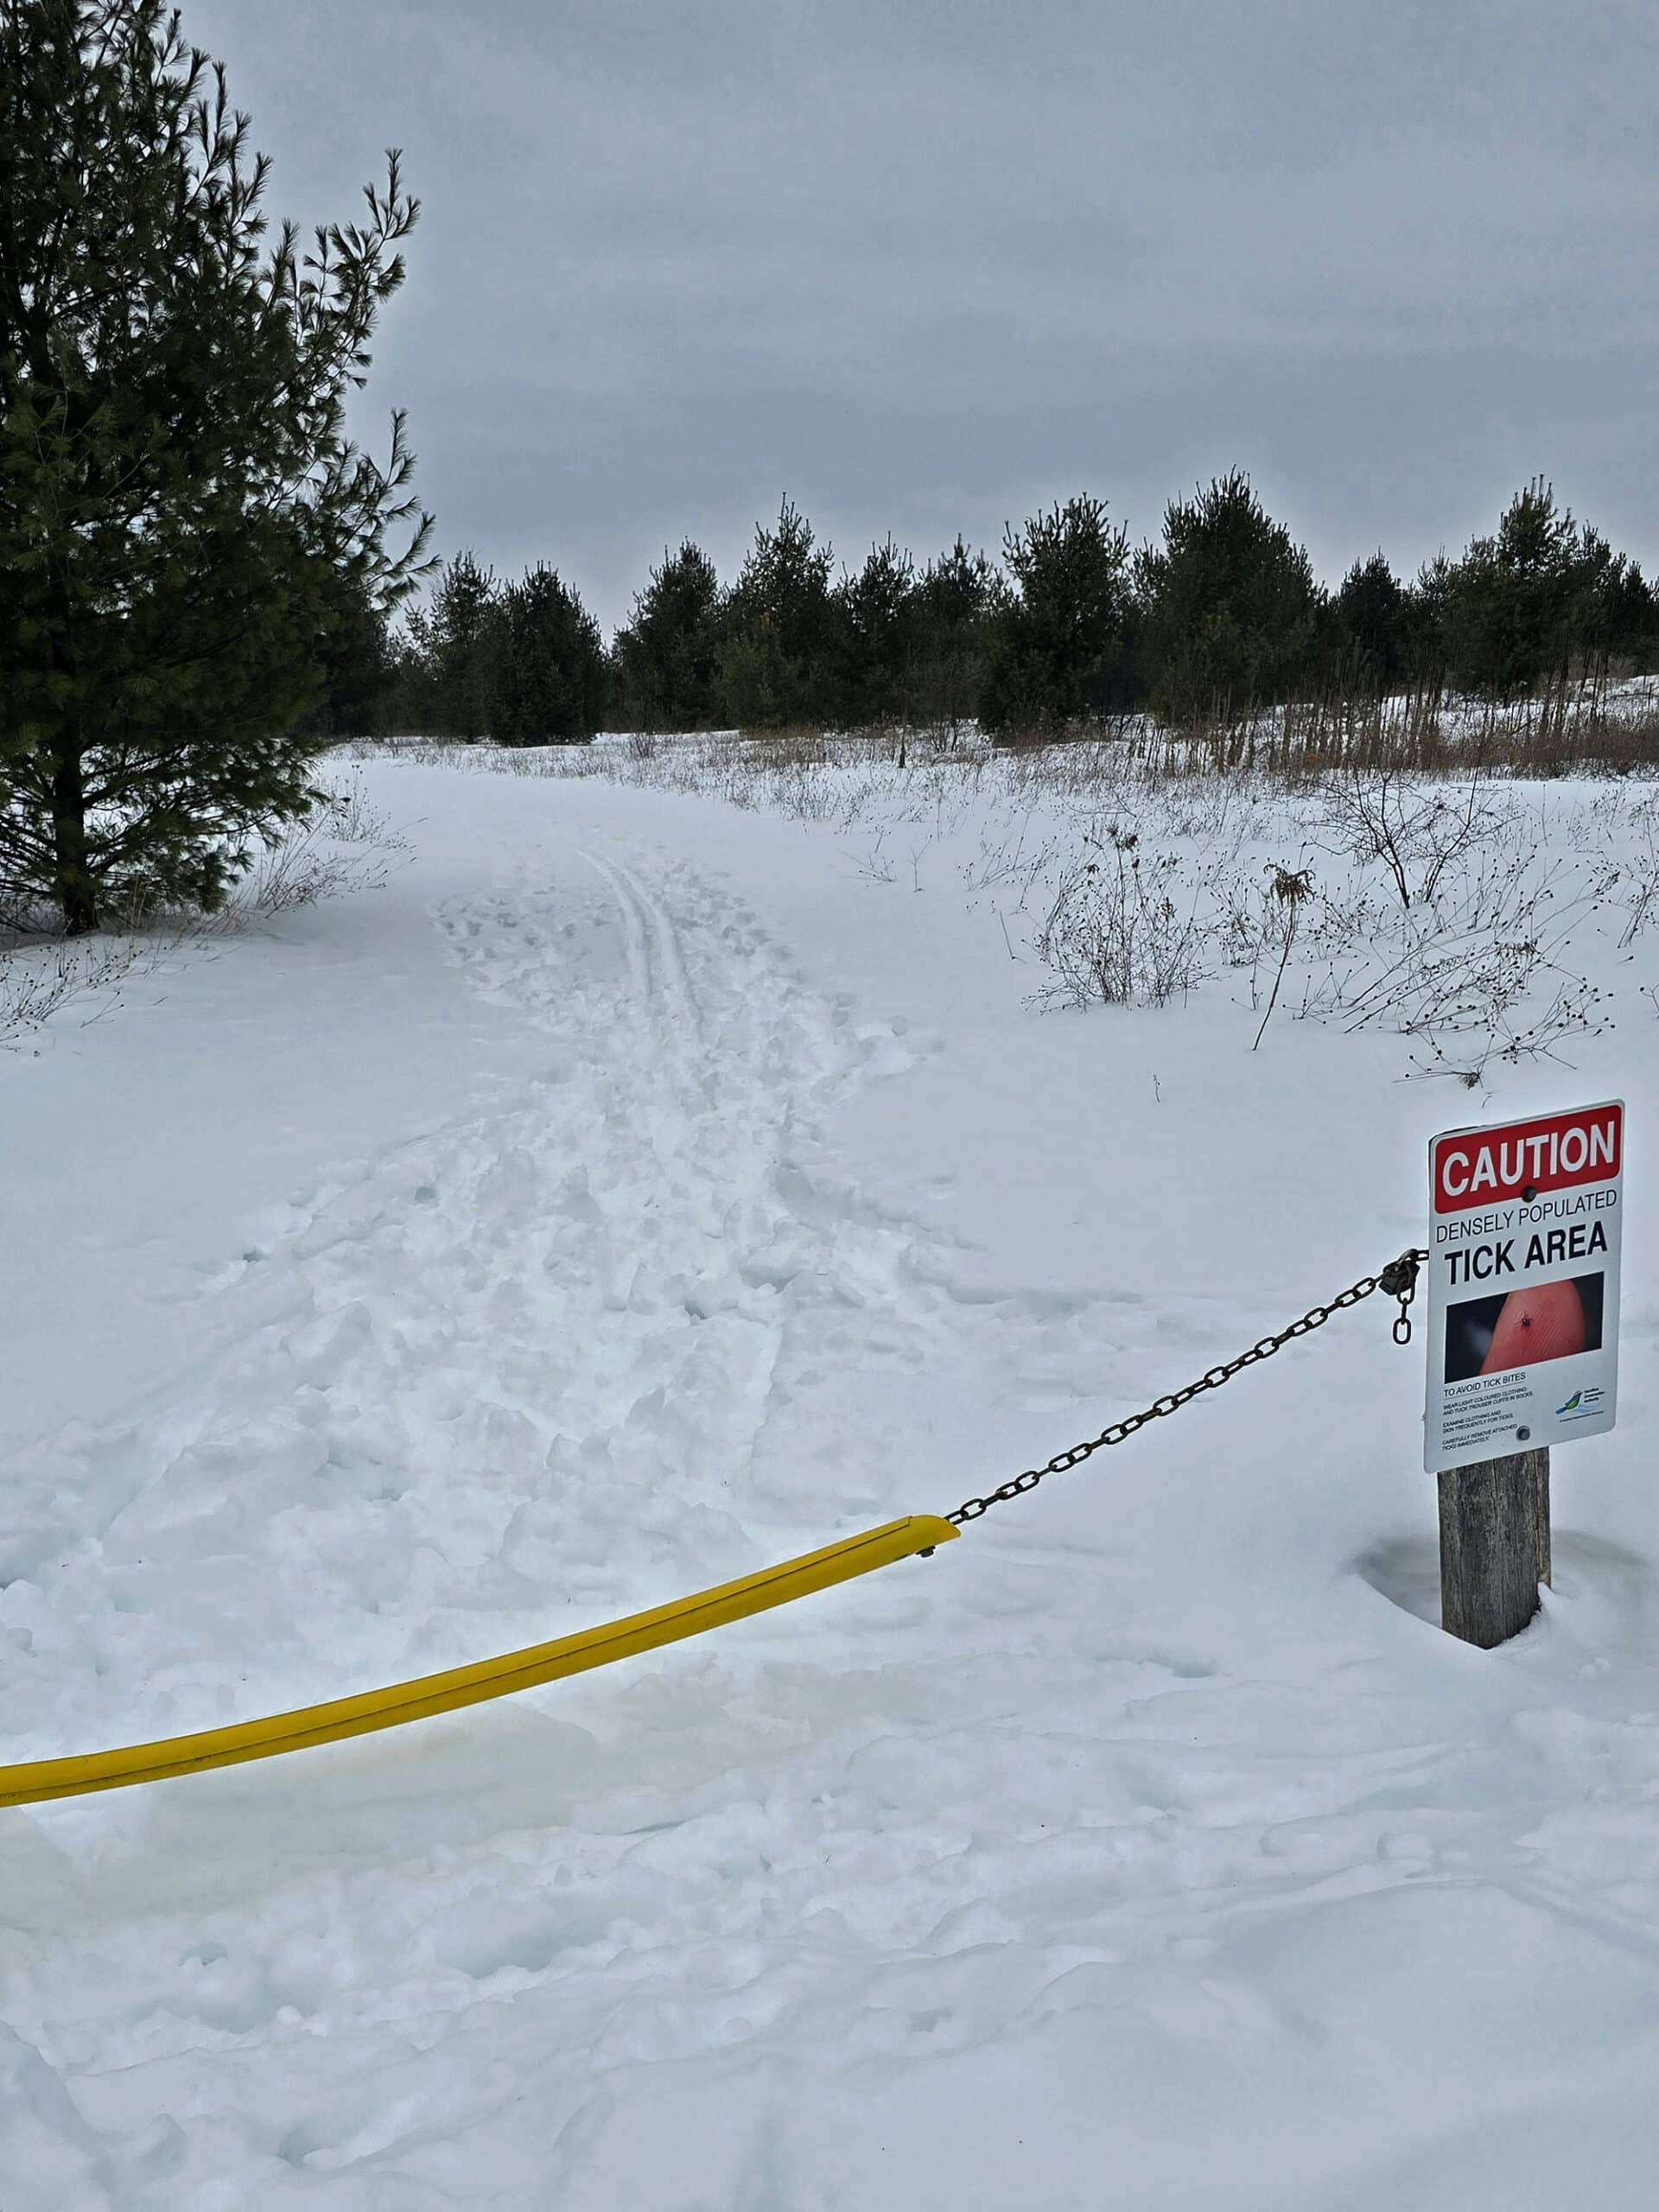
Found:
[3,746,1658,2208]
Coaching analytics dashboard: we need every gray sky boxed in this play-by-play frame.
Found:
[186,0,1659,632]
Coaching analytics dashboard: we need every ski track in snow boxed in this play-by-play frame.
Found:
[5,847,874,1685]
[5,818,1659,2205]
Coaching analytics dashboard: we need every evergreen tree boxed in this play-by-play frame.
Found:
[612,540,722,729]
[1329,552,1409,695]
[831,537,916,727]
[493,563,606,743]
[1564,526,1656,682]
[1402,553,1454,696]
[1132,472,1321,725]
[716,498,836,729]
[0,0,430,930]
[981,495,1132,733]
[908,536,997,734]
[399,552,500,738]
[1442,479,1581,700]
[307,567,397,740]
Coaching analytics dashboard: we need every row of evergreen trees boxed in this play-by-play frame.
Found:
[10,8,1656,941]
[378,474,1659,745]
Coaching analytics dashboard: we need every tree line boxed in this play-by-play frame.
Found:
[8,5,1659,944]
[380,473,1659,745]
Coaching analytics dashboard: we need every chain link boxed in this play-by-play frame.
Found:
[941,1248,1427,1529]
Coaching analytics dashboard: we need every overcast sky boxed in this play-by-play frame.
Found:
[186,0,1659,632]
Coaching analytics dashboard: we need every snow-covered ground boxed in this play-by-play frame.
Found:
[3,745,1659,2208]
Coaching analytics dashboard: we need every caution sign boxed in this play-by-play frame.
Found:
[1426,1100,1623,1471]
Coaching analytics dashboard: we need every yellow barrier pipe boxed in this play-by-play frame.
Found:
[0,1515,957,1810]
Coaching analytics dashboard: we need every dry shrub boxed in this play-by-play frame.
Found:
[1033,824,1206,1008]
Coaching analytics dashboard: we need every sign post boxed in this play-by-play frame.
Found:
[1426,1100,1623,1646]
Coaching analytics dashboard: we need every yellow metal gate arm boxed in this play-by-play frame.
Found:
[0,1514,957,1810]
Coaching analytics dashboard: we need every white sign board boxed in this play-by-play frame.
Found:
[1426,1100,1623,1472]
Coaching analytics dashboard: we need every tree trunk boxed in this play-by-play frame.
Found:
[48,736,98,934]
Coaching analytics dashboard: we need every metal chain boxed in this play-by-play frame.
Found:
[943,1248,1427,1529]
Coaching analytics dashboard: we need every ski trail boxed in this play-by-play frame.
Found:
[586,848,702,1028]
[580,846,710,1109]
[584,844,655,1001]
[2,829,1269,1764]
[2,837,938,1755]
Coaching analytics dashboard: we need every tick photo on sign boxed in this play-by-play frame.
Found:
[1443,1271,1605,1382]
[1426,1099,1623,1472]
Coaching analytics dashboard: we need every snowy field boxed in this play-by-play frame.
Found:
[3,737,1659,2208]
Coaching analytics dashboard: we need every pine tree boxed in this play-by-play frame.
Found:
[1569,531,1657,679]
[0,0,430,931]
[612,540,722,730]
[1133,472,1321,727]
[831,537,916,728]
[1403,554,1454,699]
[493,563,607,743]
[716,499,836,729]
[400,552,502,739]
[1329,552,1409,696]
[308,566,397,740]
[908,537,996,734]
[1442,479,1580,701]
[981,496,1132,733]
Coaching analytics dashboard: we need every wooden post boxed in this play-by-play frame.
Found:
[1438,1448,1551,1648]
